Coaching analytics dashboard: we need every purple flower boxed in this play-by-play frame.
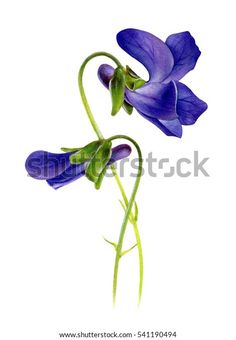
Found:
[25,144,131,189]
[98,29,208,138]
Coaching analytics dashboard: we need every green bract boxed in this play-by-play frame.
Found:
[122,100,133,115]
[109,67,125,116]
[86,140,112,185]
[94,168,106,190]
[69,140,102,164]
[61,147,81,152]
[69,140,113,189]
[125,66,146,91]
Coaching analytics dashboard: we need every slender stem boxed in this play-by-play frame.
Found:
[78,52,122,139]
[112,165,143,304]
[107,135,143,306]
[78,52,144,305]
[111,161,143,304]
[132,220,143,304]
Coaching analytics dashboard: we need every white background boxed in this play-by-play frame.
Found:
[0,0,235,339]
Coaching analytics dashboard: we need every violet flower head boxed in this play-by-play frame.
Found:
[25,144,131,189]
[98,28,208,138]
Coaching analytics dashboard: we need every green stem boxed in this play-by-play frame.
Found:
[133,219,143,305]
[107,135,143,306]
[78,52,143,305]
[78,52,122,139]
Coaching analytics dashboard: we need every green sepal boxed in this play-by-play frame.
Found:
[85,140,112,183]
[61,147,81,152]
[109,66,125,116]
[95,167,106,190]
[122,100,133,115]
[126,65,139,78]
[69,140,102,165]
[133,78,146,90]
[125,65,146,90]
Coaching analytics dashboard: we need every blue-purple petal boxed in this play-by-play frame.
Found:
[158,118,183,138]
[108,144,132,164]
[164,31,201,82]
[137,110,182,138]
[98,64,115,89]
[175,82,208,125]
[117,28,174,82]
[25,150,72,180]
[125,81,177,120]
[47,163,86,189]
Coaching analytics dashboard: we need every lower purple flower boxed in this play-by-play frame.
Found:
[25,144,131,189]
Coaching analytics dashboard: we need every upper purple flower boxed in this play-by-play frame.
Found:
[98,28,208,138]
[25,144,131,189]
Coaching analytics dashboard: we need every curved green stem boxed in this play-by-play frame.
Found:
[78,52,137,220]
[107,135,143,306]
[78,52,143,305]
[78,52,122,139]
